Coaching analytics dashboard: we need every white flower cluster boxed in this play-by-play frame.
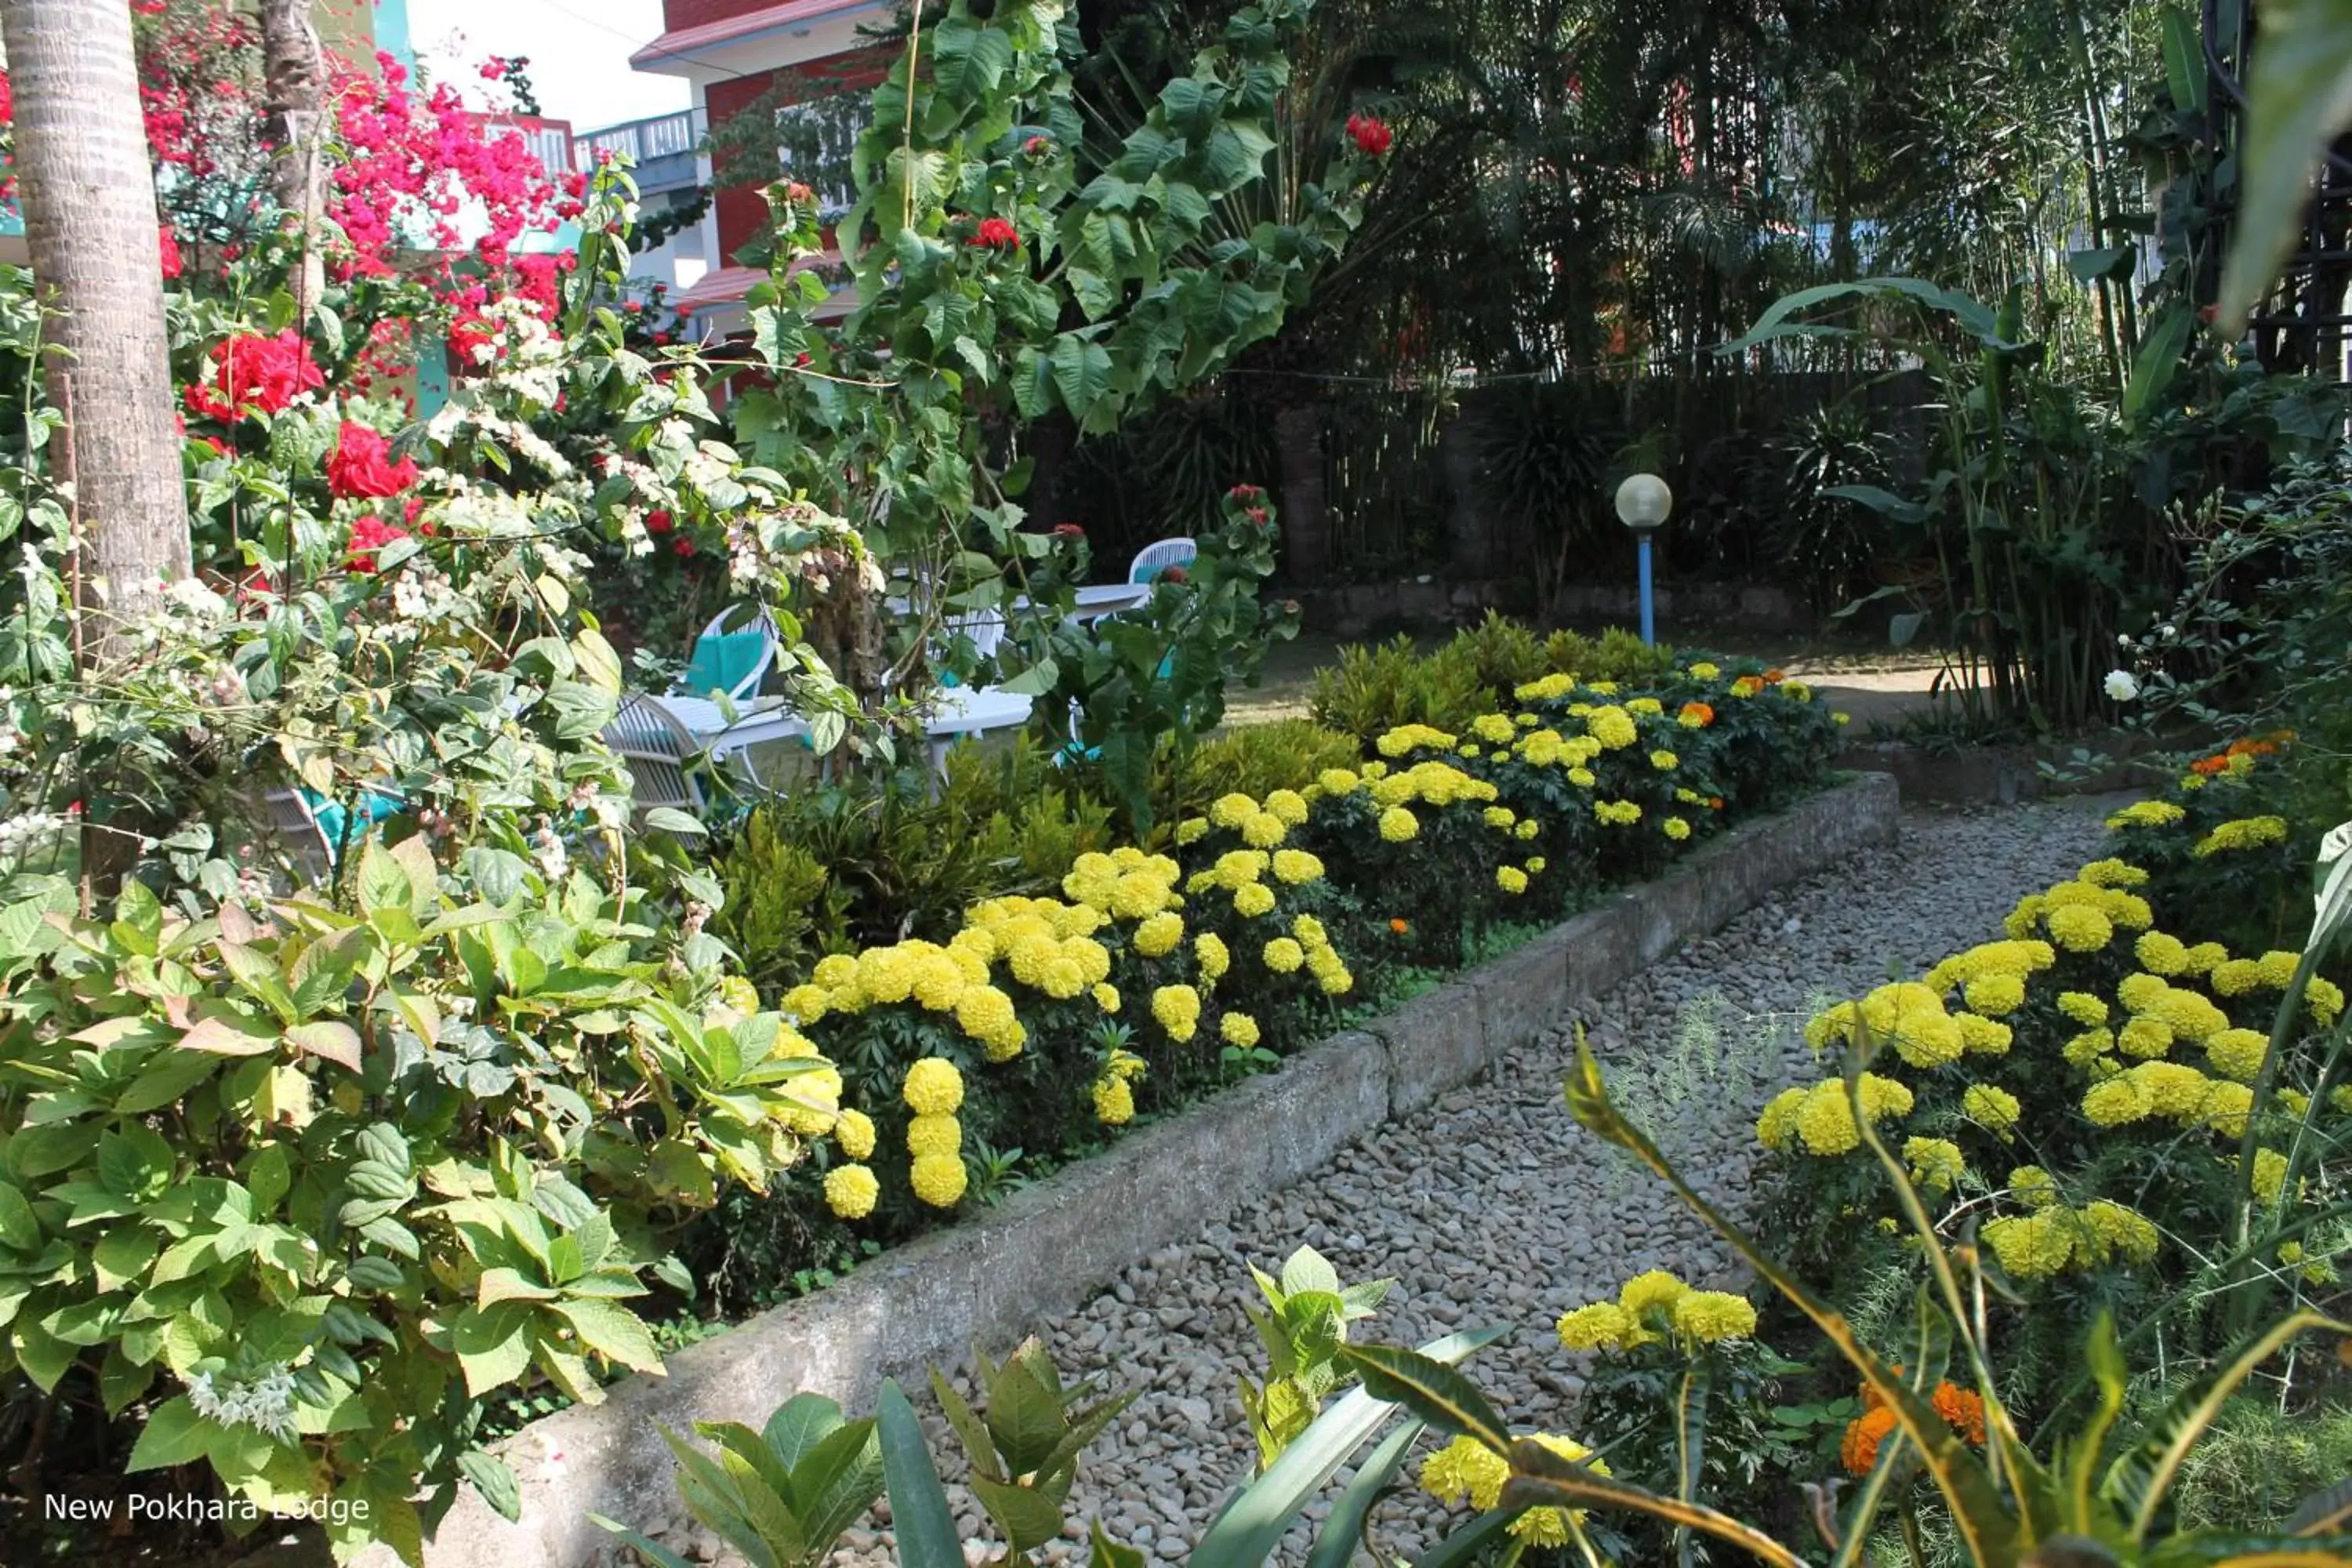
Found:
[187,1362,300,1442]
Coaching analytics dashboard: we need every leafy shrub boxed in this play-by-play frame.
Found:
[0,840,848,1559]
[1543,625,1682,687]
[1164,720,1363,818]
[1309,635,1490,742]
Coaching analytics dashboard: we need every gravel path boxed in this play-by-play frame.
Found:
[644,801,2111,1568]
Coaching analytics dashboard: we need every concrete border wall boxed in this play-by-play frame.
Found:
[377,773,1900,1568]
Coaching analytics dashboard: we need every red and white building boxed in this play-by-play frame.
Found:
[629,0,890,333]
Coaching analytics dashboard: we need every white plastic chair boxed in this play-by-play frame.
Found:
[1128,537,1197,584]
[260,787,335,883]
[681,606,782,702]
[604,696,711,817]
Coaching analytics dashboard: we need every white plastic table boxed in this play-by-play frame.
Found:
[652,687,1035,781]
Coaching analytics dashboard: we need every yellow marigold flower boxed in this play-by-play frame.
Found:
[2251,1148,2291,1206]
[833,1109,877,1161]
[1619,1269,1688,1318]
[1318,768,1361,796]
[824,1163,880,1220]
[1962,1083,2021,1138]
[2058,992,2109,1027]
[1094,1076,1135,1126]
[1209,792,1259,829]
[1593,799,1642,826]
[1956,1014,2013,1054]
[1152,984,1202,1041]
[2134,1060,2220,1121]
[1516,819,1541,840]
[2045,904,2114,953]
[906,1113,961,1160]
[1109,872,1177,920]
[1175,815,1210,845]
[2078,856,2149,887]
[1757,1087,1806,1150]
[1792,1075,1913,1154]
[2118,972,2169,1013]
[2259,949,2306,988]
[1265,788,1309,826]
[1221,1011,1261,1048]
[1782,680,1813,702]
[902,1057,965,1116]
[1664,815,1692,841]
[1362,760,1389,779]
[1497,866,1529,895]
[2193,815,2288,857]
[1688,661,1722,679]
[2009,1166,2059,1210]
[2072,1199,2158,1268]
[1628,697,1664,716]
[1983,1212,2075,1279]
[1233,882,1277,918]
[2082,1074,2153,1127]
[1272,848,1323,884]
[781,983,830,1025]
[1312,956,1355,996]
[1555,1301,1636,1352]
[2106,800,2186,830]
[1485,806,1516,829]
[2310,977,2345,1026]
[1261,936,1306,974]
[2147,986,2230,1044]
[1843,980,1966,1067]
[1586,706,1639,750]
[2004,894,2047,939]
[1671,1290,1759,1345]
[1420,1434,1511,1512]
[1196,932,1230,981]
[1964,974,2026,1017]
[2210,958,2265,996]
[1650,750,1679,771]
[2281,1240,2340,1286]
[1528,856,1548,874]
[909,1152,967,1208]
[2136,931,2191,976]
[1378,805,1420,842]
[1472,713,1518,745]
[1241,811,1288,849]
[1134,911,1185,958]
[2118,1016,2173,1060]
[1377,724,1457,757]
[2202,1080,2255,1136]
[1904,1136,1969,1194]
[1083,982,1118,1015]
[1040,958,1087,1000]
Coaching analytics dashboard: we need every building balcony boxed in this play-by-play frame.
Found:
[573,108,709,198]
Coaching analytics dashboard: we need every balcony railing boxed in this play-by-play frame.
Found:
[574,108,705,174]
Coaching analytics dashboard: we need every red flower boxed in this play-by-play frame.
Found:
[969,216,1021,250]
[479,56,507,81]
[1160,564,1189,584]
[347,514,412,573]
[1052,522,1086,538]
[1346,114,1392,156]
[1246,506,1269,525]
[184,329,325,421]
[646,509,675,533]
[672,535,696,557]
[1227,483,1264,500]
[326,421,420,499]
[1024,135,1049,156]
[158,225,183,280]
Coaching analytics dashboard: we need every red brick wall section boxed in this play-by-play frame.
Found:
[706,48,896,263]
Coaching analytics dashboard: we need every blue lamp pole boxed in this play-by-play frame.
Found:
[1613,473,1673,645]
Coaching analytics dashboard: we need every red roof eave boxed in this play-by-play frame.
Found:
[630,0,880,69]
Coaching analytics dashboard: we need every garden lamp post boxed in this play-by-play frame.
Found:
[1614,473,1673,645]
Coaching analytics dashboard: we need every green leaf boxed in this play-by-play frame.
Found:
[126,1395,212,1471]
[878,1380,961,1568]
[1333,1345,1511,1454]
[1279,1247,1341,1298]
[459,1449,523,1522]
[1090,1519,1148,1568]
[554,1298,665,1374]
[793,1417,887,1552]
[450,1301,539,1396]
[764,1392,845,1475]
[2123,306,2195,424]
[2217,0,2352,330]
[285,1021,362,1072]
[0,1179,39,1251]
[1718,277,2005,355]
[970,1473,1069,1555]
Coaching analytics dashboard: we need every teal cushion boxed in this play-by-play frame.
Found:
[299,788,403,855]
[684,629,767,697]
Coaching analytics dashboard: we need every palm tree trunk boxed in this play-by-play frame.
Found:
[2,0,194,891]
[2,0,191,634]
[261,0,328,314]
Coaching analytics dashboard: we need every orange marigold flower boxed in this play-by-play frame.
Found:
[1708,797,1724,810]
[1763,668,1786,684]
[1389,917,1410,935]
[1933,1384,1987,1446]
[1679,701,1715,726]
[1841,1405,1898,1475]
[2190,753,2230,775]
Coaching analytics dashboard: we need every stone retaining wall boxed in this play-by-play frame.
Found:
[369,773,1900,1568]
